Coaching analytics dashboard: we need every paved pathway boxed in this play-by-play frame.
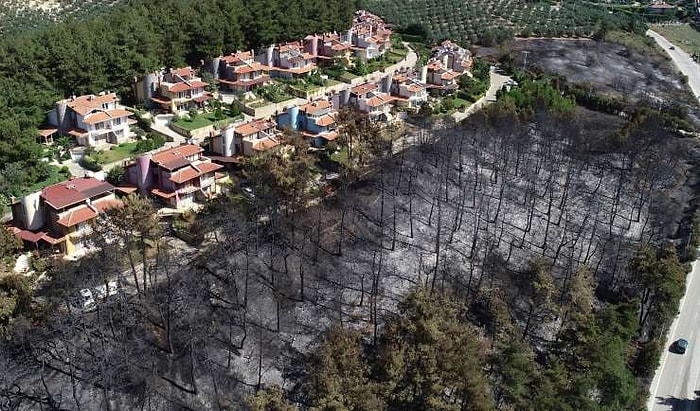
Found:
[451,70,511,123]
[648,256,700,410]
[647,29,700,101]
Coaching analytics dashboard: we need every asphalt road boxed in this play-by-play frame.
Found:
[648,258,700,411]
[647,29,700,101]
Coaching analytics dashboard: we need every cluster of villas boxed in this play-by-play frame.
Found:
[18,11,476,259]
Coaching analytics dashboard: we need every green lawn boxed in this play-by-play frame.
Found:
[652,24,700,57]
[101,141,139,163]
[173,114,215,131]
[26,165,71,193]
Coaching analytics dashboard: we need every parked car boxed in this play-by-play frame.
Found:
[674,338,689,354]
[669,46,676,50]
[241,186,256,198]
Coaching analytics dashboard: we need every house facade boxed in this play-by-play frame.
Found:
[424,41,473,93]
[277,100,338,146]
[267,42,318,79]
[234,119,282,156]
[350,10,392,60]
[391,72,429,109]
[47,93,133,146]
[8,177,120,257]
[217,51,271,94]
[135,67,211,113]
[126,144,224,209]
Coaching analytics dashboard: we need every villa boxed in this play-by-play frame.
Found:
[8,177,121,257]
[125,144,225,209]
[46,93,134,147]
[134,67,212,113]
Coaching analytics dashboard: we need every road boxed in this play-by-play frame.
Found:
[647,29,700,101]
[451,69,511,122]
[648,257,700,410]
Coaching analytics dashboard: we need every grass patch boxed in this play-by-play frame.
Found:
[604,30,663,56]
[101,141,139,163]
[652,23,700,57]
[26,165,71,193]
[173,114,214,131]
[339,72,359,83]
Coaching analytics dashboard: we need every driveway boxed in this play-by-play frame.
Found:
[452,70,511,122]
[647,29,700,101]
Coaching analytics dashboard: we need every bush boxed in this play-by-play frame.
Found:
[106,164,126,186]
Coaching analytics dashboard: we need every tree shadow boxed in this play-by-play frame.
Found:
[654,395,700,410]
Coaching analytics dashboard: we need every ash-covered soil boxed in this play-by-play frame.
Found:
[502,39,700,124]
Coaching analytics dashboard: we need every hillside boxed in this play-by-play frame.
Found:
[0,0,128,34]
[359,0,646,44]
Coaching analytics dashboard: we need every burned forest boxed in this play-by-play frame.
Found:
[2,103,699,410]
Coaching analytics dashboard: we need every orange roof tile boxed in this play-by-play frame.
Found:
[57,205,98,227]
[168,80,209,93]
[169,165,201,184]
[196,162,224,174]
[252,137,281,152]
[300,100,332,114]
[221,51,254,64]
[320,130,339,141]
[171,67,194,77]
[92,198,122,212]
[39,128,58,138]
[351,83,378,95]
[66,93,118,116]
[365,94,394,107]
[316,114,336,127]
[83,109,132,125]
[235,119,276,136]
[151,144,203,164]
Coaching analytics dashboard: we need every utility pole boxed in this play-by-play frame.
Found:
[522,51,529,70]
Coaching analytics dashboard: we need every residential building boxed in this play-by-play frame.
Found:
[134,67,212,113]
[350,10,392,60]
[217,51,271,93]
[8,177,120,257]
[277,99,338,146]
[423,40,473,93]
[125,144,225,209]
[266,41,318,79]
[46,93,134,146]
[235,119,282,156]
[304,33,353,67]
[391,72,429,109]
[349,82,395,121]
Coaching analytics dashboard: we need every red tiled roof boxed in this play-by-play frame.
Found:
[66,93,118,116]
[151,188,177,199]
[271,65,317,75]
[41,178,115,210]
[171,67,194,77]
[92,198,122,212]
[193,93,213,103]
[300,100,332,114]
[316,114,336,127]
[169,165,200,184]
[83,109,132,125]
[168,80,209,93]
[196,162,224,174]
[39,128,58,137]
[351,82,379,96]
[235,119,276,136]
[151,96,172,104]
[233,62,266,74]
[365,94,394,107]
[57,205,98,227]
[252,137,281,152]
[440,71,461,80]
[151,144,203,165]
[67,128,88,137]
[221,51,254,64]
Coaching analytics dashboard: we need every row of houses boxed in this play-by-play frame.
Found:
[18,11,476,258]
